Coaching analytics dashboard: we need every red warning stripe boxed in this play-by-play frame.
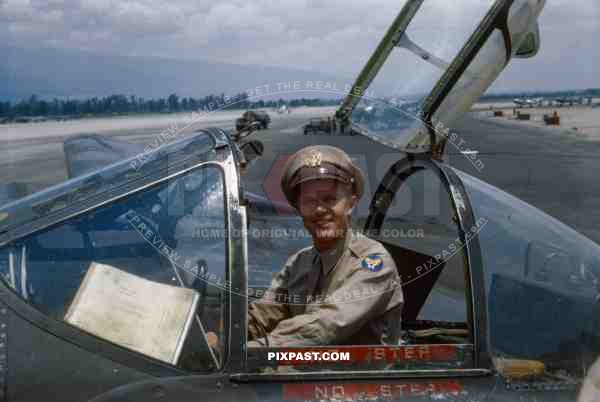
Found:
[275,344,458,365]
[283,381,463,400]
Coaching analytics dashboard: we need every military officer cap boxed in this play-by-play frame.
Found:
[281,145,364,205]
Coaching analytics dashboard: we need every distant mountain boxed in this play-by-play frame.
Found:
[0,47,350,102]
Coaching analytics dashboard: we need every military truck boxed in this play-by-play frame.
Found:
[235,110,271,131]
[303,117,336,135]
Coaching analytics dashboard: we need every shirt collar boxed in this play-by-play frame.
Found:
[318,229,352,276]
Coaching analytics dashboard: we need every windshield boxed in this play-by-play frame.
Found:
[0,133,216,234]
[0,164,227,370]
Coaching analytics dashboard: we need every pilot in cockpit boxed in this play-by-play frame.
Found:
[247,145,404,347]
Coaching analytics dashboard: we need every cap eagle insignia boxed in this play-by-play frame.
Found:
[306,152,322,168]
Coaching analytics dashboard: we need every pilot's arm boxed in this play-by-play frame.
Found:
[249,251,402,347]
[247,254,295,341]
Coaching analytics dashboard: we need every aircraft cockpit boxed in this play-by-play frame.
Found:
[0,126,596,395]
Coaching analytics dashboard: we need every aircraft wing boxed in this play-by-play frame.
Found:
[63,134,147,178]
[338,0,546,154]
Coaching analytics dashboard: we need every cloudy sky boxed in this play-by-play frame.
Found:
[1,0,599,93]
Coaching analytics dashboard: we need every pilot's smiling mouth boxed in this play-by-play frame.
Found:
[315,228,336,237]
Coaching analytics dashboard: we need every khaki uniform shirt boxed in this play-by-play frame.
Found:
[248,231,404,346]
[578,357,600,402]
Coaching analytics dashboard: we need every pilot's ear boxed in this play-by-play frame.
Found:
[351,193,359,207]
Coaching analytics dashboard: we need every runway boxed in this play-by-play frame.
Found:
[1,107,599,245]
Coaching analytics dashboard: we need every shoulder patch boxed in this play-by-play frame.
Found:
[361,254,384,272]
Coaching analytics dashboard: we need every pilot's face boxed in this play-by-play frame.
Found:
[296,179,356,251]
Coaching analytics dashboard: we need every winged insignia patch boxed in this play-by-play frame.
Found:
[361,254,384,272]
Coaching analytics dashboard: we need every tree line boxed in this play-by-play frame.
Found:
[0,93,339,119]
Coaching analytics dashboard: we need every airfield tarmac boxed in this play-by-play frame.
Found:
[453,106,600,243]
[1,105,600,245]
[475,104,600,138]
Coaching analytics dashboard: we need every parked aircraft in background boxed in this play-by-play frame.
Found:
[513,97,543,107]
[277,105,291,114]
[554,96,583,106]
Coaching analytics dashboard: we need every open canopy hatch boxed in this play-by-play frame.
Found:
[337,0,545,154]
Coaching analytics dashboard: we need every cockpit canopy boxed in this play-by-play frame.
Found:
[346,0,545,154]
